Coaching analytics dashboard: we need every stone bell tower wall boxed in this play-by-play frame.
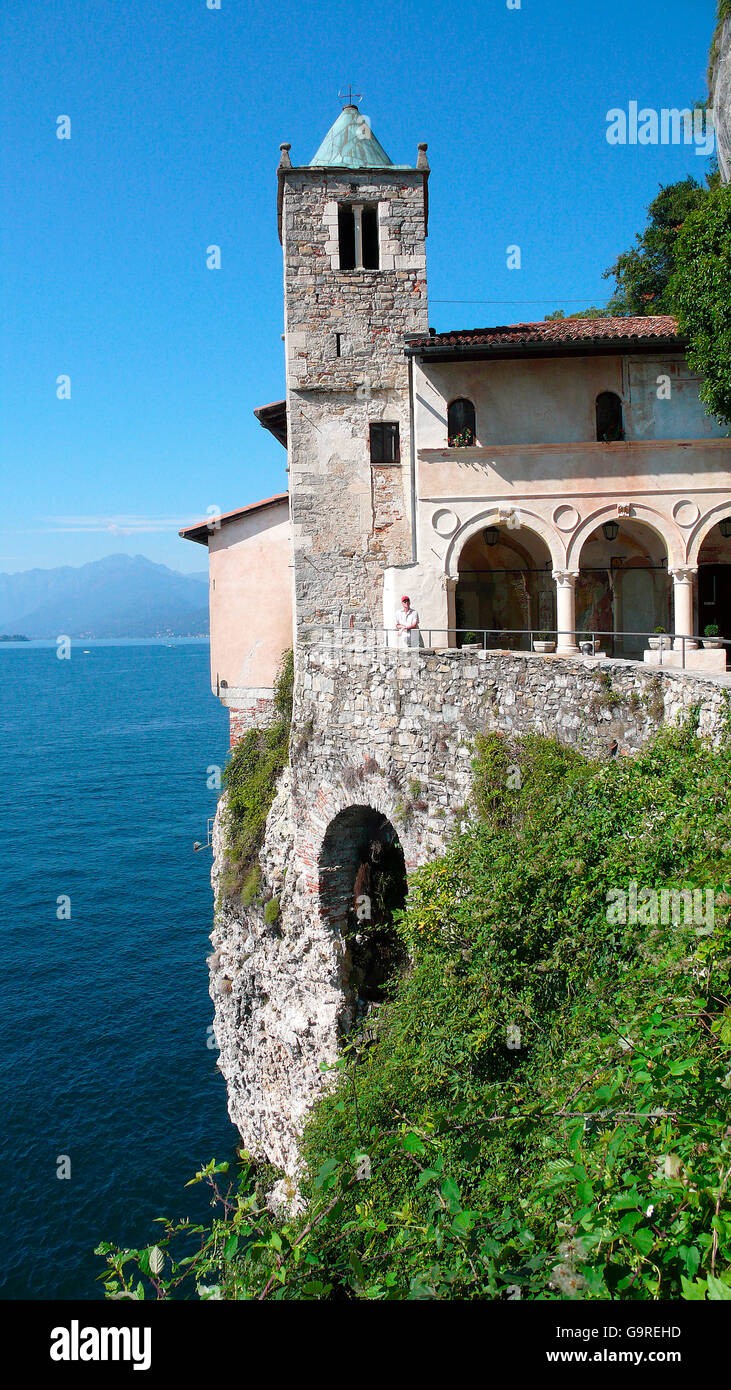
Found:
[280,164,429,633]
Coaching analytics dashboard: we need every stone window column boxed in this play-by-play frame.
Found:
[552,570,580,654]
[669,567,699,650]
[352,203,364,269]
[445,576,458,650]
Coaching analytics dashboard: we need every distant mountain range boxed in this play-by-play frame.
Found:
[0,555,210,638]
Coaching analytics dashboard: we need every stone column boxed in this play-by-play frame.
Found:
[445,577,458,651]
[352,203,363,269]
[553,570,580,654]
[670,567,699,650]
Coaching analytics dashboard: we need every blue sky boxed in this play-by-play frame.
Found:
[1,0,719,573]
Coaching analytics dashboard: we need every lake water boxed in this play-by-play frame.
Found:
[0,641,236,1298]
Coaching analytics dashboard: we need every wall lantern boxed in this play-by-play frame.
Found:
[602,520,620,542]
[720,518,731,539]
[483,526,499,547]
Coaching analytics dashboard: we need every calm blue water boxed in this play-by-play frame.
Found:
[0,641,236,1299]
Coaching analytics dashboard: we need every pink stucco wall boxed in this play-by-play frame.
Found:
[207,500,292,698]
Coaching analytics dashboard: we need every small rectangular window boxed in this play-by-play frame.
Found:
[370,422,400,463]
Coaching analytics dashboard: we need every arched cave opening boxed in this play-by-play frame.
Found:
[318,806,408,1019]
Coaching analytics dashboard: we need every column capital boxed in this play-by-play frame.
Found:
[670,567,699,649]
[552,569,580,587]
[669,566,698,584]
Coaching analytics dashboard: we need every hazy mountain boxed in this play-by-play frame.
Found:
[0,555,210,638]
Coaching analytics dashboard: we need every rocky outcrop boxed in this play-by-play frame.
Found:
[711,13,731,183]
[208,768,343,1181]
[208,647,731,1180]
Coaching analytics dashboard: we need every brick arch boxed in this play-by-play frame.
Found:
[318,804,405,933]
[444,507,564,578]
[295,771,424,904]
[687,502,731,566]
[567,504,680,569]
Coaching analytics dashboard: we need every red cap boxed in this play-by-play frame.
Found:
[401,594,410,603]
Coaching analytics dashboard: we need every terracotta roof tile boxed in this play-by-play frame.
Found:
[407,315,682,352]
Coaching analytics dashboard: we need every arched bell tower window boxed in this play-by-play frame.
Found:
[338,203,379,271]
[596,391,624,442]
[447,398,476,446]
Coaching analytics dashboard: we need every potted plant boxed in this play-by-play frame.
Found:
[702,623,724,650]
[648,625,671,651]
[532,631,556,654]
[448,429,475,448]
[460,630,481,652]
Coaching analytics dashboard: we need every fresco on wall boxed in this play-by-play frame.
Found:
[455,529,555,648]
[576,571,613,640]
[456,570,555,648]
[697,525,731,640]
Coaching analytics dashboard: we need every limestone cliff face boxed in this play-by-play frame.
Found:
[712,14,731,183]
[208,769,343,1181]
[208,649,731,1183]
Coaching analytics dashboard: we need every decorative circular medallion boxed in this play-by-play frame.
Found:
[432,508,460,538]
[672,500,700,528]
[553,504,580,532]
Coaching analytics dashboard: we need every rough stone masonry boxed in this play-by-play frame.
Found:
[208,647,730,1183]
[712,11,731,184]
[280,157,429,635]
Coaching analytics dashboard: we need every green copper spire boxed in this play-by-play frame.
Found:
[309,105,394,168]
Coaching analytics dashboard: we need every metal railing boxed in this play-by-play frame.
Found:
[299,626,729,672]
[193,816,215,853]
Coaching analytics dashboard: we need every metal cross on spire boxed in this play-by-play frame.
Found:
[338,85,363,107]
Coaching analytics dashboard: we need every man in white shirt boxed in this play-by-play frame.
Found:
[396,594,420,649]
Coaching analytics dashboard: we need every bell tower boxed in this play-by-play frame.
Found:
[277,103,430,634]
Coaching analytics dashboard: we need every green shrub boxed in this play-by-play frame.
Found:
[593,670,622,712]
[221,651,293,895]
[98,722,731,1301]
[642,675,665,721]
[263,897,280,925]
[240,864,261,907]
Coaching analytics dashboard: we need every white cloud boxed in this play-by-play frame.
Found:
[32,515,186,535]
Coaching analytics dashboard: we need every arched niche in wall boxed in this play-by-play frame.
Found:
[447,397,476,446]
[453,521,555,650]
[575,518,670,657]
[595,391,625,442]
[697,518,731,642]
[318,805,408,1028]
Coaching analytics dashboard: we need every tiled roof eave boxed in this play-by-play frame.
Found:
[179,493,289,545]
[405,335,686,361]
[404,315,683,358]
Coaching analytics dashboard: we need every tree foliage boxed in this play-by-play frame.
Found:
[98,720,731,1300]
[543,308,610,322]
[603,178,711,316]
[668,183,731,427]
[544,175,715,323]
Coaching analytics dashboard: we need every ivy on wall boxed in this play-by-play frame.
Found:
[219,649,293,900]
